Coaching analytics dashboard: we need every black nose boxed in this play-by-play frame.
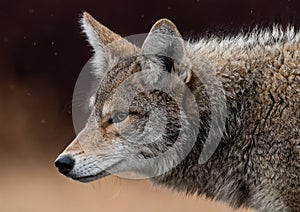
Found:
[54,155,75,175]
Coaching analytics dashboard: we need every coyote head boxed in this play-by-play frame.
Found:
[55,12,205,182]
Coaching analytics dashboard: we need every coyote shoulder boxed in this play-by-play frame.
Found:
[55,12,300,212]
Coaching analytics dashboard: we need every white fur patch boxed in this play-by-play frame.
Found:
[80,16,108,80]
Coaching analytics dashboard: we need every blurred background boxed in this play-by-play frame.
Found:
[0,0,299,211]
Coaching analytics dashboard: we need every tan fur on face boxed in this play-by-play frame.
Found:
[102,99,112,117]
[62,138,85,155]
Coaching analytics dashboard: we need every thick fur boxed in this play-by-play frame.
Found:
[56,12,300,212]
[153,26,300,211]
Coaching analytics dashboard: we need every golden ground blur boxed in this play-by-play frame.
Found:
[0,159,254,212]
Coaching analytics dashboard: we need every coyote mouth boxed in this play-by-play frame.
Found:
[71,159,124,182]
[72,170,111,182]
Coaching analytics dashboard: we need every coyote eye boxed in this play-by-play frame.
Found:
[109,111,128,124]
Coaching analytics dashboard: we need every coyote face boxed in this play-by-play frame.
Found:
[54,12,300,212]
[55,12,200,182]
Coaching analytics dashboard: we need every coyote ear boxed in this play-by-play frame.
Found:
[80,12,137,64]
[142,19,191,83]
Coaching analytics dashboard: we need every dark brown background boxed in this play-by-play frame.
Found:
[0,0,299,211]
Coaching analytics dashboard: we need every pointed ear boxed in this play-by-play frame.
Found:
[80,12,137,60]
[142,19,191,83]
[142,19,184,59]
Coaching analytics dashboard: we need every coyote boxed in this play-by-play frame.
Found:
[55,12,300,212]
